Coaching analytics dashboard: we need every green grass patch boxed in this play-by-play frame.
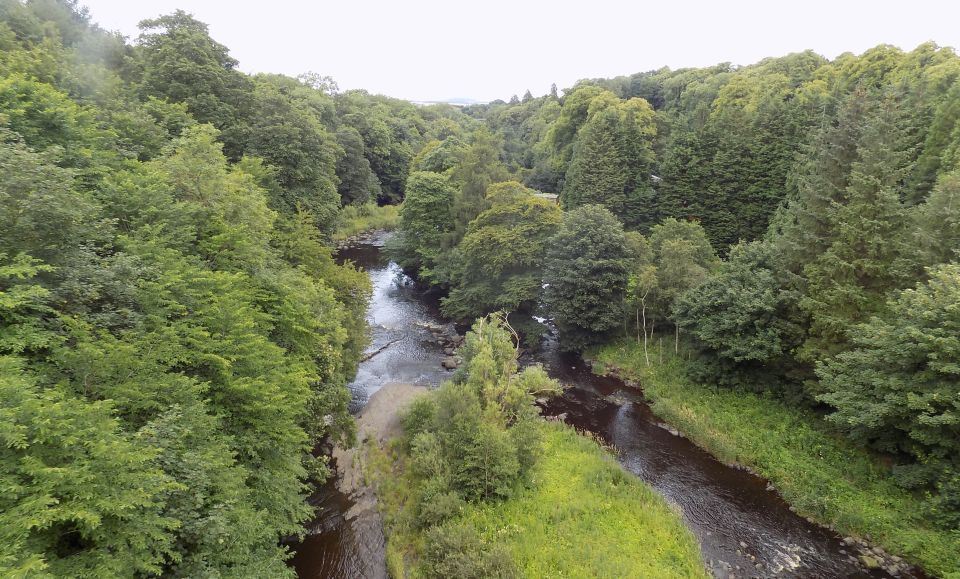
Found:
[371,421,706,578]
[592,339,960,577]
[334,202,400,241]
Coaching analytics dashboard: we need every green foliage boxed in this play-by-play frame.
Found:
[0,252,55,354]
[391,171,457,282]
[914,169,960,266]
[0,357,177,578]
[333,201,399,241]
[817,265,960,481]
[648,218,719,315]
[0,6,375,568]
[447,127,511,247]
[671,241,806,396]
[562,107,628,214]
[411,136,467,174]
[442,182,561,320]
[544,205,630,351]
[397,314,560,515]
[560,96,657,227]
[135,10,252,136]
[375,421,706,579]
[421,521,517,579]
[798,92,914,364]
[335,126,381,205]
[594,341,960,576]
[673,240,802,363]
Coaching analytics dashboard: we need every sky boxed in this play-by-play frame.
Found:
[79,0,960,103]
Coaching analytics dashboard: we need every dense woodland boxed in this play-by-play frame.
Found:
[0,1,470,576]
[2,0,960,576]
[392,40,960,546]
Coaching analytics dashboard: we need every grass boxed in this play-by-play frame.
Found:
[369,421,707,578]
[334,202,400,241]
[591,339,960,578]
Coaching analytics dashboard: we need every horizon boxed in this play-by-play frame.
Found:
[77,0,960,103]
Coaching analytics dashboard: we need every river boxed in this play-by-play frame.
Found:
[290,232,917,579]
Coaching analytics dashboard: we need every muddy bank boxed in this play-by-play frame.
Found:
[292,383,428,579]
[334,382,429,498]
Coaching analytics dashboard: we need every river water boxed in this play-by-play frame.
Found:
[290,232,915,579]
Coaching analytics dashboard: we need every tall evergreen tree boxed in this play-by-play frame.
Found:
[562,107,628,214]
[799,93,914,365]
[544,205,630,351]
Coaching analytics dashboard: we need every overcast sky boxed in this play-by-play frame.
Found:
[79,0,960,103]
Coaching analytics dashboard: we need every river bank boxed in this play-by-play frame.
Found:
[368,400,708,578]
[292,234,918,578]
[333,203,399,246]
[591,339,958,578]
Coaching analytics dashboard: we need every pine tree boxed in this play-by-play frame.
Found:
[561,107,628,215]
[800,93,913,364]
[544,205,630,351]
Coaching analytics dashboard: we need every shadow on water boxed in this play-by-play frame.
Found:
[291,233,921,579]
[289,232,451,579]
[287,458,372,578]
[534,332,918,578]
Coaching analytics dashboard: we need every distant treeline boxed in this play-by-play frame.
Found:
[394,42,960,539]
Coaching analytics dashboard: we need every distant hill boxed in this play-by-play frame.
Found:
[409,97,486,107]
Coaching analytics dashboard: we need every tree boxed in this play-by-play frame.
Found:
[0,357,177,577]
[391,171,457,282]
[544,205,630,351]
[623,232,657,363]
[442,182,561,321]
[673,241,806,393]
[913,168,960,267]
[562,107,628,214]
[648,218,719,352]
[335,126,381,205]
[135,10,253,142]
[799,93,913,365]
[673,240,798,361]
[240,79,342,233]
[816,265,960,510]
[400,314,559,508]
[448,128,509,247]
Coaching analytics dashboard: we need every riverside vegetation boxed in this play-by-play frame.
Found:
[593,343,960,577]
[391,39,960,577]
[369,315,705,578]
[3,0,960,576]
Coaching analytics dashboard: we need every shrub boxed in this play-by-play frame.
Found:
[421,521,517,579]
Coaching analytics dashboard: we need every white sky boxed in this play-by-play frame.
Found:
[79,0,960,103]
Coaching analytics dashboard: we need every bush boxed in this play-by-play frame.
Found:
[401,396,437,447]
[421,521,517,579]
[333,202,400,240]
[415,487,464,529]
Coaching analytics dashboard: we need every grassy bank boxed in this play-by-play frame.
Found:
[370,421,707,578]
[592,339,960,577]
[334,202,400,241]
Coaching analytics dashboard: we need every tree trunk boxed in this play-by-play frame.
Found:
[641,298,649,367]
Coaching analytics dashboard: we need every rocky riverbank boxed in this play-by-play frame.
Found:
[329,382,430,579]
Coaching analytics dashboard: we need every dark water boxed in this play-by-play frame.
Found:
[534,337,914,578]
[290,233,916,578]
[289,232,453,578]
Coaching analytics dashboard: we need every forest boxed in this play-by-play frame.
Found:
[1,0,959,577]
